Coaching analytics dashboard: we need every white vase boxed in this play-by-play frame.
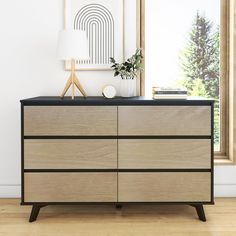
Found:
[120,78,137,97]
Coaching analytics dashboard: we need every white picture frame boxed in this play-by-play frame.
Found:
[64,0,124,71]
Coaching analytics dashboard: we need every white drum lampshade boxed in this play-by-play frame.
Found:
[57,30,89,60]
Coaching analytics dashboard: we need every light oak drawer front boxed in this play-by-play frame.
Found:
[24,106,117,136]
[119,172,211,202]
[119,139,211,169]
[24,173,117,202]
[118,106,211,135]
[25,139,117,169]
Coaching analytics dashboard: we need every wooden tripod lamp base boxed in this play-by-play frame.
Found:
[61,59,87,100]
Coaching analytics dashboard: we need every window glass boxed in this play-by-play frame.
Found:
[145,0,220,150]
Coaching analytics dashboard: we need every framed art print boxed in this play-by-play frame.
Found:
[64,0,124,70]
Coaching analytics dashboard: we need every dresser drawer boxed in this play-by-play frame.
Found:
[118,106,211,135]
[25,139,117,169]
[119,139,211,169]
[24,106,117,136]
[24,173,117,202]
[118,172,211,202]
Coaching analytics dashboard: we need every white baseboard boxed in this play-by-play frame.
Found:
[1,184,236,198]
[214,184,236,197]
[0,185,21,198]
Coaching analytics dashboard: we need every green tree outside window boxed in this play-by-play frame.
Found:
[179,11,220,149]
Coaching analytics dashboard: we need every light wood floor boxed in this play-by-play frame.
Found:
[0,198,236,236]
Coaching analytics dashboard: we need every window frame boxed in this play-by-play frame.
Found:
[139,0,235,163]
[214,0,229,159]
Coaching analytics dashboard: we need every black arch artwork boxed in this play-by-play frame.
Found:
[74,4,115,65]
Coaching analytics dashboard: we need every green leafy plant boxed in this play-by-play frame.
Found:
[110,49,143,79]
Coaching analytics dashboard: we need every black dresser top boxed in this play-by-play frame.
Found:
[20,96,214,106]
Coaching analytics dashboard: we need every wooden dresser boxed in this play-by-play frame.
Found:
[20,96,214,222]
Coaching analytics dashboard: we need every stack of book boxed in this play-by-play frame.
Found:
[152,87,188,100]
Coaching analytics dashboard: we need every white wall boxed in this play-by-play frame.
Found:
[0,0,235,198]
[0,0,137,197]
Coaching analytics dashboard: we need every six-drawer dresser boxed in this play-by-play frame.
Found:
[20,96,214,222]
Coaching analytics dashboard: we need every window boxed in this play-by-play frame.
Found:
[142,0,229,158]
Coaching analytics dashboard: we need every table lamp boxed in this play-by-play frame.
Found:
[57,30,89,99]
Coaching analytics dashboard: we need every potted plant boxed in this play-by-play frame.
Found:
[110,49,143,97]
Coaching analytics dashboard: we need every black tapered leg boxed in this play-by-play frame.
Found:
[190,204,206,222]
[116,204,122,209]
[29,205,46,222]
